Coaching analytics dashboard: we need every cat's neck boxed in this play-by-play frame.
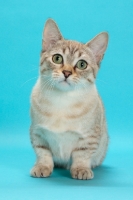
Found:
[34,78,98,107]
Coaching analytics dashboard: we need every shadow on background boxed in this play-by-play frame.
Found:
[49,166,130,187]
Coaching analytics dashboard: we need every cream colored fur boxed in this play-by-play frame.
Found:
[30,19,109,180]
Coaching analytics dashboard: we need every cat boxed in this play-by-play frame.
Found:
[30,19,109,180]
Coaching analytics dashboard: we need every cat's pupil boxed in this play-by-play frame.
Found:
[81,62,84,67]
[56,56,59,61]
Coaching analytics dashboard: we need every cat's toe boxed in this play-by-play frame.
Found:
[70,167,94,180]
[30,164,52,178]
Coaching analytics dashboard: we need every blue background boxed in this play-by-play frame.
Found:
[0,0,133,199]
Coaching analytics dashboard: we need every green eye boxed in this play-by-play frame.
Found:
[52,54,63,64]
[76,60,87,70]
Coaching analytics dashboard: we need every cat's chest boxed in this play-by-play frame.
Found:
[41,103,88,134]
[40,127,80,165]
[32,88,97,134]
[40,96,88,133]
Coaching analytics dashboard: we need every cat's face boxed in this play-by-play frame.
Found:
[40,19,108,92]
[40,40,97,91]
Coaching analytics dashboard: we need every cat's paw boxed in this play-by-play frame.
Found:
[30,164,52,178]
[70,167,94,180]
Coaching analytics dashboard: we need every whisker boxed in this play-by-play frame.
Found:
[20,77,38,88]
[23,64,40,74]
[49,80,55,94]
[41,74,50,77]
[75,79,89,98]
[46,80,55,97]
[41,79,52,92]
[96,79,107,85]
[41,78,55,97]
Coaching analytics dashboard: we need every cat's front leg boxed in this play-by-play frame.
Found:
[30,147,53,178]
[30,127,54,178]
[70,149,94,180]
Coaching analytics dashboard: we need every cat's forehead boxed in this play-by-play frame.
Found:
[51,40,93,63]
[58,40,88,55]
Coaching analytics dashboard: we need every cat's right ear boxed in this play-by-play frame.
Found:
[42,19,63,52]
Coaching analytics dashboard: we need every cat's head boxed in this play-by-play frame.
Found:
[40,19,108,92]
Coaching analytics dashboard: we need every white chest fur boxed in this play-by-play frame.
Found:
[38,127,80,166]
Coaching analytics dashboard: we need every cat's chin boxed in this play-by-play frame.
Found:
[56,80,73,91]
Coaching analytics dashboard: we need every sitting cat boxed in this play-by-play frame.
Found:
[30,19,109,180]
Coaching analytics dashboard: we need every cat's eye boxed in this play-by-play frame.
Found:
[52,54,63,64]
[76,60,87,70]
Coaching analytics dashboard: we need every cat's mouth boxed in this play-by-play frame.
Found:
[59,79,71,86]
[59,80,70,85]
[56,78,73,90]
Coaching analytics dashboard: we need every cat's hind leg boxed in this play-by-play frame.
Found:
[91,132,108,168]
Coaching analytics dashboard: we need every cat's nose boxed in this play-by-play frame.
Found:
[62,70,72,79]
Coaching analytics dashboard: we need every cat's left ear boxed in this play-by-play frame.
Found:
[42,19,63,52]
[86,32,108,65]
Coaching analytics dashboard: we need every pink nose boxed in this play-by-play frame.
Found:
[62,70,72,78]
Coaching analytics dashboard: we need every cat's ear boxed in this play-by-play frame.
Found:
[42,19,63,51]
[86,32,108,65]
